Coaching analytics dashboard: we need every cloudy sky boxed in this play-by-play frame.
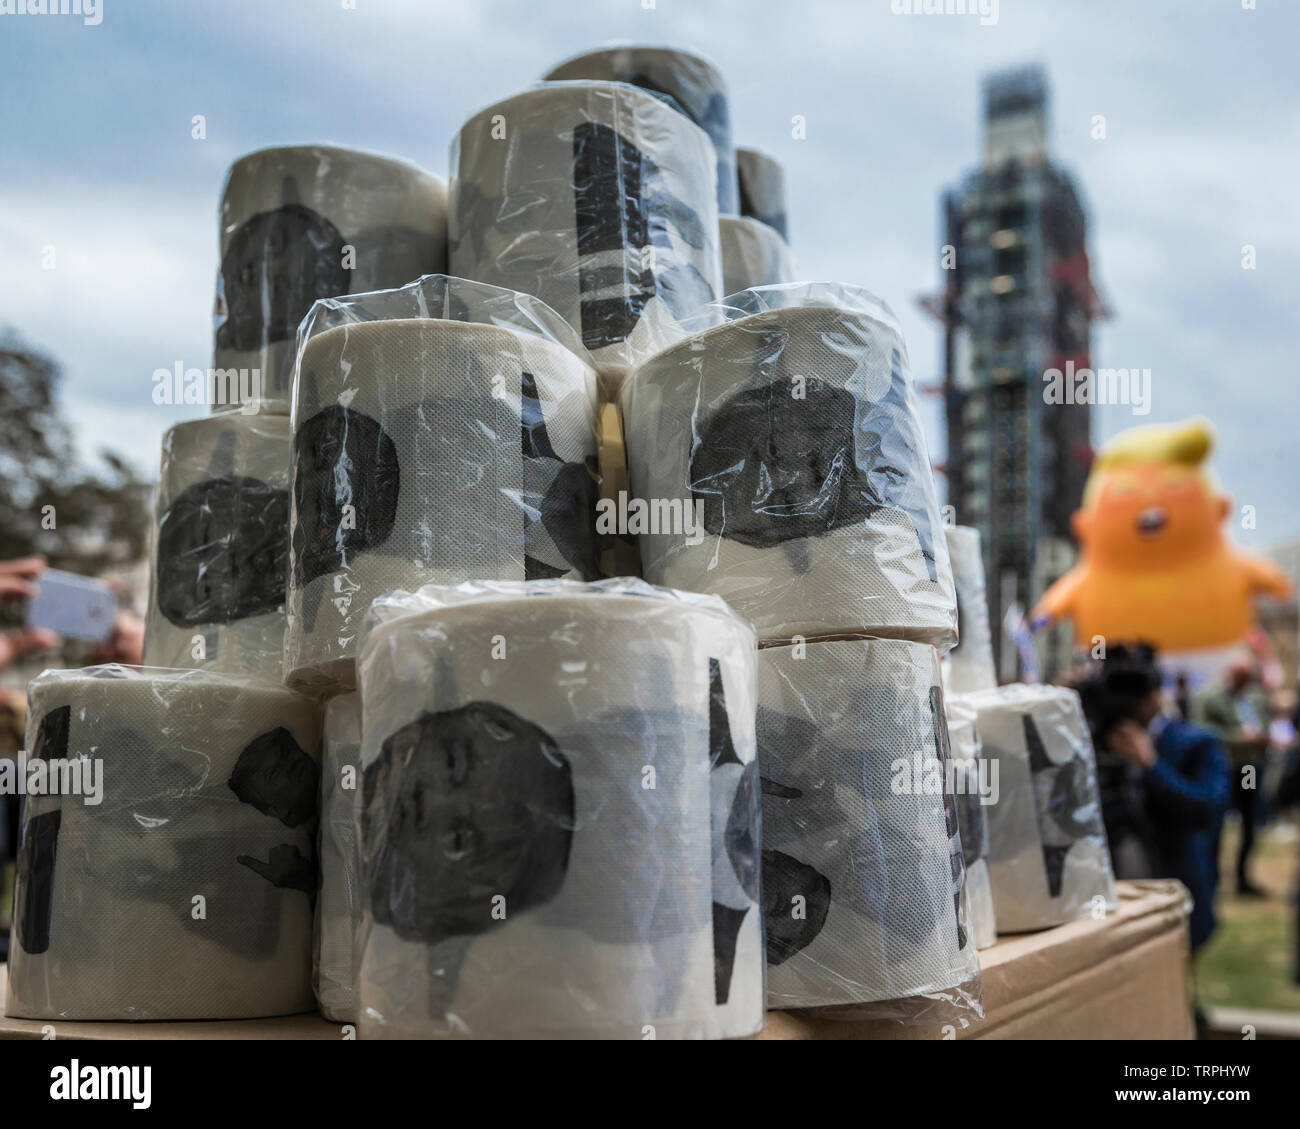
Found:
[1,0,1296,549]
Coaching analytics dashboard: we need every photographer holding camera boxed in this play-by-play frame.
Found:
[1078,644,1231,952]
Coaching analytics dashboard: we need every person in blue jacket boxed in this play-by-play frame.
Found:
[1103,650,1232,951]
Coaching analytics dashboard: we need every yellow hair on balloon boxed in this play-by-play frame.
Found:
[1083,417,1215,507]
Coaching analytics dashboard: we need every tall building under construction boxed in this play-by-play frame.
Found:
[928,65,1106,678]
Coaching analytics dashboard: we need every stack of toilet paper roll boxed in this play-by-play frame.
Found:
[214,145,448,414]
[6,666,321,1021]
[544,46,738,214]
[945,695,998,949]
[721,148,795,294]
[964,683,1117,932]
[622,283,956,648]
[315,692,361,1024]
[352,578,764,1040]
[449,81,721,383]
[736,147,788,238]
[757,639,980,1014]
[284,275,601,694]
[943,525,998,694]
[720,216,796,295]
[143,413,291,683]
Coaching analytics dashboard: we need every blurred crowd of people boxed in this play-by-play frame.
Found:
[1073,642,1300,991]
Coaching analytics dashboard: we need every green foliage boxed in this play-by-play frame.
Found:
[0,333,150,574]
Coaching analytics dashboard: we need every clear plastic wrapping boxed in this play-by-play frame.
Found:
[353,578,764,1039]
[284,275,600,694]
[142,412,290,682]
[942,525,998,694]
[964,683,1118,932]
[314,691,361,1024]
[214,145,448,414]
[736,147,788,239]
[945,694,998,949]
[757,639,982,1022]
[544,46,738,214]
[449,81,721,378]
[621,282,956,648]
[720,216,796,295]
[6,666,321,1021]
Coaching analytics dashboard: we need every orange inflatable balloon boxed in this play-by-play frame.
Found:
[1033,418,1291,652]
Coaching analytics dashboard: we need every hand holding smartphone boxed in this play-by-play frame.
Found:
[26,568,118,644]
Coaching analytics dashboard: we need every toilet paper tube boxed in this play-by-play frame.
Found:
[315,692,361,1024]
[545,46,738,214]
[942,525,997,694]
[736,148,788,239]
[964,683,1117,932]
[353,578,764,1039]
[284,276,601,694]
[449,81,721,377]
[945,694,997,949]
[143,412,290,683]
[622,283,956,647]
[6,666,321,1021]
[720,216,795,295]
[214,145,448,414]
[758,639,981,1016]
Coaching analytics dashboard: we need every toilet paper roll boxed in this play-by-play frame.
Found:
[284,276,601,694]
[315,692,361,1023]
[720,216,795,295]
[758,639,979,1012]
[736,148,788,239]
[6,666,321,1021]
[449,81,721,376]
[945,694,997,950]
[353,578,763,1039]
[545,46,738,214]
[622,283,956,648]
[214,145,448,414]
[965,683,1117,932]
[143,413,290,682]
[942,526,997,694]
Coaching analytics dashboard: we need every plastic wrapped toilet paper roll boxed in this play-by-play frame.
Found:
[720,216,795,295]
[545,46,738,214]
[214,145,448,414]
[945,695,997,950]
[758,639,980,1015]
[622,283,956,648]
[143,413,290,682]
[965,683,1117,932]
[315,692,361,1023]
[450,81,721,378]
[354,578,763,1039]
[736,148,788,239]
[6,666,321,1021]
[942,526,997,694]
[284,276,601,693]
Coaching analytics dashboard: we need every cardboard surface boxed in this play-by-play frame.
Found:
[760,880,1195,1040]
[0,881,1193,1040]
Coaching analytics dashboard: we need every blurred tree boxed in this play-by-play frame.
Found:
[0,333,151,574]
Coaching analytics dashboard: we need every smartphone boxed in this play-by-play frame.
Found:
[26,569,117,643]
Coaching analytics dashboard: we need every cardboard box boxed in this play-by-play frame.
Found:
[0,881,1193,1040]
[760,880,1196,1040]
